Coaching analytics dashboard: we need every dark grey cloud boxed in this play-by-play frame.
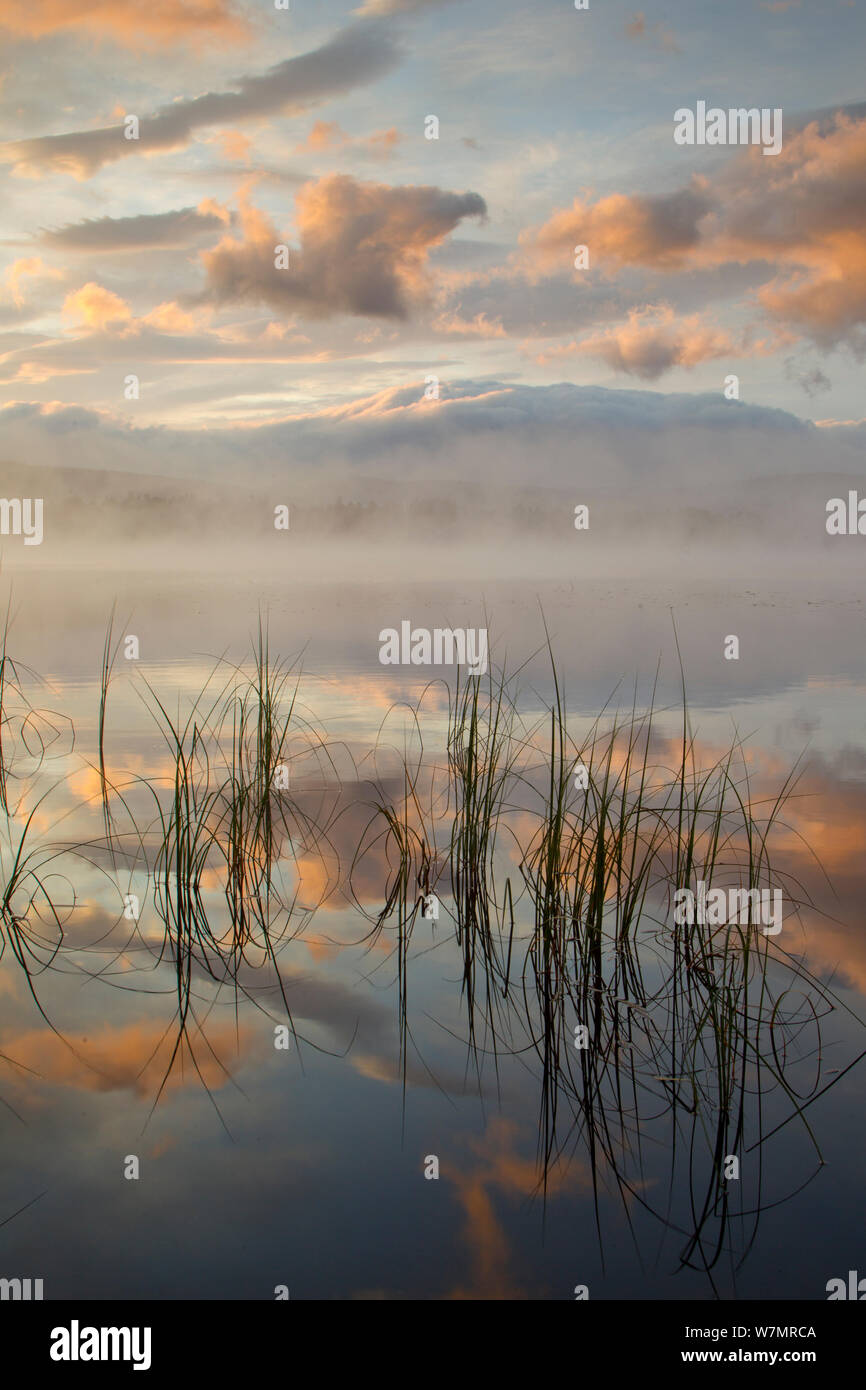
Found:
[0,22,403,178]
[785,358,833,397]
[41,207,230,252]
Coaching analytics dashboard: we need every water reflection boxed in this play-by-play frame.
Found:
[2,599,863,1299]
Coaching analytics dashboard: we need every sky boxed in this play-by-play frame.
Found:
[1,0,865,467]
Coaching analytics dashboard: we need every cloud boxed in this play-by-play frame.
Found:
[445,1119,589,1298]
[62,282,132,331]
[61,281,206,336]
[541,306,738,379]
[201,177,487,320]
[1,1018,252,1098]
[0,378,829,495]
[431,308,506,337]
[294,120,403,159]
[42,205,230,252]
[624,10,680,50]
[298,120,346,152]
[0,0,250,46]
[355,0,455,14]
[213,130,253,164]
[140,301,199,334]
[523,186,713,273]
[3,255,63,306]
[518,111,866,358]
[784,359,832,396]
[0,21,403,178]
[0,319,319,379]
[0,360,94,384]
[709,113,866,348]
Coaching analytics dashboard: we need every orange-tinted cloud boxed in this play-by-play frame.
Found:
[62,282,132,331]
[295,120,403,158]
[202,176,486,320]
[0,0,251,47]
[432,308,506,338]
[2,1018,252,1098]
[446,1118,590,1298]
[61,283,207,338]
[0,361,95,385]
[708,114,866,344]
[540,305,737,379]
[298,120,345,153]
[3,255,63,306]
[355,0,455,13]
[624,10,680,50]
[523,186,712,273]
[366,127,403,156]
[140,301,199,334]
[214,130,253,164]
[525,112,866,356]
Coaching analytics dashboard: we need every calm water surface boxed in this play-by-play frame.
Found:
[2,562,864,1300]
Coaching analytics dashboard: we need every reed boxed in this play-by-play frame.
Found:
[448,662,516,928]
[215,617,302,948]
